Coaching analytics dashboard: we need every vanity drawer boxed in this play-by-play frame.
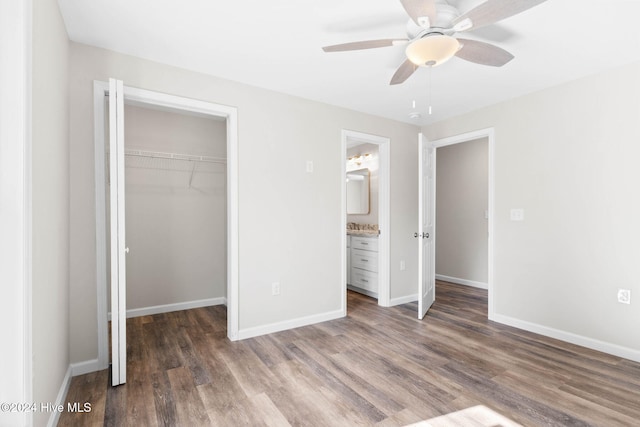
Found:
[351,268,378,292]
[351,236,378,252]
[351,248,378,272]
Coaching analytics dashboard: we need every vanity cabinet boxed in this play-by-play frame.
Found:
[347,235,378,296]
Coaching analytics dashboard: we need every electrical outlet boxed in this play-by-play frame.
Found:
[272,282,280,296]
[400,260,406,271]
[617,289,631,304]
[510,208,524,221]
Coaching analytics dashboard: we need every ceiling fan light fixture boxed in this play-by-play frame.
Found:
[405,35,460,67]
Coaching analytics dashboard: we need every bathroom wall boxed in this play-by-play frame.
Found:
[347,143,379,225]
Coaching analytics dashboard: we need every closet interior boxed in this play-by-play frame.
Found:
[105,103,227,324]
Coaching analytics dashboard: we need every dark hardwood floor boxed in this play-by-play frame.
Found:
[59,281,640,426]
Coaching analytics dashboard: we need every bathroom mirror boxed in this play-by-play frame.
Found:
[346,168,370,214]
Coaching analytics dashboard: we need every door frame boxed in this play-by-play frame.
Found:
[0,0,33,422]
[430,128,495,317]
[93,81,240,369]
[341,129,391,309]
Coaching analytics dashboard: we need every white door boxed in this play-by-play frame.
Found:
[109,78,127,386]
[418,133,435,319]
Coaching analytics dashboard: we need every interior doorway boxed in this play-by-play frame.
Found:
[93,81,239,379]
[435,137,489,289]
[431,128,495,317]
[341,130,390,311]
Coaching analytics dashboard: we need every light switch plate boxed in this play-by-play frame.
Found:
[617,289,631,304]
[306,160,313,173]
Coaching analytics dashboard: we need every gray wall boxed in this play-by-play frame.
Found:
[425,61,640,356]
[436,138,488,286]
[113,105,227,311]
[32,0,70,425]
[69,42,420,364]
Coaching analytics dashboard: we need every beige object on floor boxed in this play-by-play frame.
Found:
[407,405,522,427]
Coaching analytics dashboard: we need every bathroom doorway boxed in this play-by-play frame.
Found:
[341,130,390,311]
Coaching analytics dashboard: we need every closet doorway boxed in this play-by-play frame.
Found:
[432,128,495,320]
[93,81,239,385]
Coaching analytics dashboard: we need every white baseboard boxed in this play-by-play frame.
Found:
[490,313,640,363]
[108,297,226,320]
[70,358,103,377]
[46,365,72,427]
[389,293,418,306]
[237,309,345,340]
[436,274,488,290]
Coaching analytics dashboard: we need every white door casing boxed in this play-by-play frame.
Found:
[108,78,127,386]
[418,133,435,319]
[94,80,240,378]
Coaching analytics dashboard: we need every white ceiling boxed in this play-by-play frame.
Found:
[58,0,640,125]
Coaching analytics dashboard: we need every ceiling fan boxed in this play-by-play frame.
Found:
[322,0,548,85]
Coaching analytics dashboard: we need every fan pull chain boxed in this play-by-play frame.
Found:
[427,65,433,115]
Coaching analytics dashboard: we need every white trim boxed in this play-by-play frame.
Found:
[0,1,33,425]
[46,366,72,427]
[340,138,348,317]
[491,313,640,363]
[109,78,126,386]
[24,0,34,418]
[341,130,391,310]
[237,309,344,340]
[377,140,391,307]
[431,127,495,318]
[93,81,109,371]
[435,274,488,290]
[107,297,226,320]
[94,82,241,372]
[390,294,418,306]
[70,359,101,377]
[226,106,239,341]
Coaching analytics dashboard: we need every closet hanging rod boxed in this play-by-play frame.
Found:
[124,148,226,164]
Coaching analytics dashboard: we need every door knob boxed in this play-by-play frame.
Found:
[414,232,418,238]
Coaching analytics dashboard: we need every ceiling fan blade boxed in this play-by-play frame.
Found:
[455,38,514,67]
[399,0,437,27]
[322,39,408,52]
[390,59,418,85]
[453,0,548,32]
